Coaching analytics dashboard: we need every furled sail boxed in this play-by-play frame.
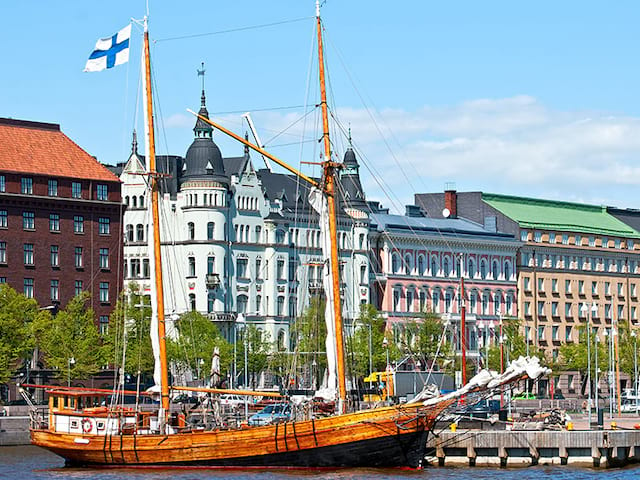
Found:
[308,186,338,400]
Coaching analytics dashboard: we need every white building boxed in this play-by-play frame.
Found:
[114,88,370,349]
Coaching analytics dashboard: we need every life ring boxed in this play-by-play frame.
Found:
[82,417,93,433]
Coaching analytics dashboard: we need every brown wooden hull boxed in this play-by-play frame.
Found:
[31,402,449,468]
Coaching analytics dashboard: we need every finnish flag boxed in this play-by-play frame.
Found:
[84,24,131,72]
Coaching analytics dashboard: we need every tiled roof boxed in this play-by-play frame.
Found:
[0,118,119,182]
[483,193,640,238]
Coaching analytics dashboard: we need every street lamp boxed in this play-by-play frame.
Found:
[382,337,390,402]
[594,332,599,426]
[632,330,639,415]
[67,357,75,387]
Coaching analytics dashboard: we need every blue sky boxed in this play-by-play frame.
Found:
[1,1,639,212]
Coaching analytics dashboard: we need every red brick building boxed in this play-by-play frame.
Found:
[0,118,122,326]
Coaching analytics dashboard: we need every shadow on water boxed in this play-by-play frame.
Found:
[1,446,640,480]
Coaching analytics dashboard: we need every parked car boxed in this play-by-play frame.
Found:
[173,394,199,405]
[220,394,245,408]
[248,403,291,426]
[621,399,640,413]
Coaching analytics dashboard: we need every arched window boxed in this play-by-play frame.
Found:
[132,196,137,208]
[126,224,133,242]
[406,290,414,312]
[432,289,440,311]
[139,195,144,208]
[256,295,262,314]
[445,289,453,313]
[207,222,214,240]
[417,255,425,276]
[136,224,144,241]
[124,196,129,206]
[189,293,196,311]
[391,253,401,274]
[480,260,487,280]
[504,261,512,281]
[237,295,248,313]
[443,257,450,277]
[468,258,476,278]
[277,329,286,351]
[492,260,500,280]
[404,254,413,274]
[494,292,502,315]
[187,222,195,240]
[277,296,285,316]
[289,297,296,317]
[506,293,513,314]
[431,257,438,277]
[482,292,489,314]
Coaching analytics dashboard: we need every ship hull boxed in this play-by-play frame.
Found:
[31,402,448,468]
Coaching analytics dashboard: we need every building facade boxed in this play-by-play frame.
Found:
[368,201,520,367]
[112,89,370,348]
[417,190,640,394]
[0,118,122,324]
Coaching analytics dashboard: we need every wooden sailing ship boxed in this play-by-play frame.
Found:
[28,3,545,468]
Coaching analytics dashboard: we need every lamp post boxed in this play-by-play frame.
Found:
[594,333,599,425]
[67,357,75,387]
[382,337,390,402]
[632,330,639,414]
[581,302,595,428]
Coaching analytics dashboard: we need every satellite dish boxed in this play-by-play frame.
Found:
[442,208,451,218]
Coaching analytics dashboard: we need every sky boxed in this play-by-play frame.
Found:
[1,1,639,213]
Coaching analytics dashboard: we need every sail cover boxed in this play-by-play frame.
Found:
[308,187,338,401]
[141,50,163,391]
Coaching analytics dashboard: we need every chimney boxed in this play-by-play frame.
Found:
[444,189,457,219]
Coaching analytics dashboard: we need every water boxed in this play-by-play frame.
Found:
[1,446,639,480]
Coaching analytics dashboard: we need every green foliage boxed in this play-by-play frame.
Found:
[291,297,328,376]
[168,311,232,384]
[33,293,105,381]
[350,304,396,378]
[0,284,42,384]
[486,317,532,371]
[236,325,271,388]
[102,284,155,378]
[402,311,452,370]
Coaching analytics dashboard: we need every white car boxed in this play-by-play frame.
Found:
[219,394,245,407]
[621,400,640,413]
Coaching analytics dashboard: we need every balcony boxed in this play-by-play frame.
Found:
[206,273,221,289]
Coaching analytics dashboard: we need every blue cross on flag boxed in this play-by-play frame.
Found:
[84,24,131,72]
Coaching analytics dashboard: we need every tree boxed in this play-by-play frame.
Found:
[102,284,155,379]
[168,311,232,385]
[235,325,271,388]
[290,297,327,383]
[486,317,531,371]
[0,284,44,384]
[403,311,452,372]
[33,293,105,381]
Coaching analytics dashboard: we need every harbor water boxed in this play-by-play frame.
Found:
[1,446,639,480]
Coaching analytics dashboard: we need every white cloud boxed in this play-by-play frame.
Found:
[164,96,640,211]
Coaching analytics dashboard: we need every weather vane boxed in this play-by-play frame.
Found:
[197,62,206,90]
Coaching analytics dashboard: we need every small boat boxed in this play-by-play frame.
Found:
[28,2,548,468]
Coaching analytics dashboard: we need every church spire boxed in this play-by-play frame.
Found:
[131,129,138,155]
[194,62,213,138]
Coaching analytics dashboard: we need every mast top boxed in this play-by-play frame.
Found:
[197,62,206,107]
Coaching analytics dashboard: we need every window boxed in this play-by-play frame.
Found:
[565,279,571,294]
[552,325,559,341]
[74,247,83,268]
[277,296,285,316]
[187,222,195,240]
[480,261,487,280]
[237,295,248,313]
[551,302,558,316]
[392,254,401,274]
[24,278,34,298]
[98,217,110,234]
[538,301,545,316]
[633,283,638,297]
[99,282,109,303]
[96,184,107,201]
[615,239,621,249]
[255,226,262,243]
[74,215,84,233]
[408,290,415,312]
[0,175,4,192]
[99,248,109,269]
[565,325,573,342]
[618,282,624,296]
[0,242,7,263]
[207,222,214,240]
[591,281,598,295]
[552,278,558,293]
[130,259,140,277]
[50,279,59,301]
[72,182,82,198]
[393,290,401,311]
[578,280,585,294]
[207,256,215,275]
[524,302,531,315]
[629,240,635,250]
[188,257,196,276]
[534,231,542,242]
[492,261,499,279]
[589,236,595,247]
[189,294,196,311]
[565,302,572,317]
[605,303,612,319]
[289,297,297,317]
[50,245,59,267]
[504,262,511,280]
[523,277,531,292]
[605,281,611,295]
[99,316,109,334]
[0,278,5,284]
[143,259,149,277]
[0,210,6,228]
[74,280,83,296]
[207,292,215,313]
[360,265,367,284]
[275,229,286,244]
[562,234,569,245]
[136,224,144,241]
[537,278,544,292]
[46,179,58,197]
[126,224,133,242]
[256,258,262,279]
[494,294,501,314]
[21,177,33,194]
[537,326,545,341]
[23,243,34,265]
[520,230,528,242]
[575,235,582,246]
[617,304,624,320]
[256,295,262,314]
[48,213,60,232]
[277,259,285,280]
[602,237,608,248]
[23,211,35,230]
[482,292,489,314]
[289,259,297,281]
[506,294,512,314]
[237,258,248,278]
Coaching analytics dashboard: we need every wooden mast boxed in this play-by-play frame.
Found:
[316,1,347,414]
[143,18,170,418]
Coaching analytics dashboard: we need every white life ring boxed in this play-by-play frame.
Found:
[81,417,93,433]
